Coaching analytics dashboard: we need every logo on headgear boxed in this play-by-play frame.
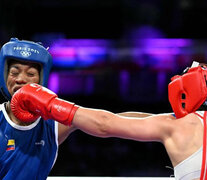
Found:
[20,51,31,57]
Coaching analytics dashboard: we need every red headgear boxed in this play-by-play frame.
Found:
[168,62,207,118]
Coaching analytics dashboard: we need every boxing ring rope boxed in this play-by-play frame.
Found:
[47,177,175,180]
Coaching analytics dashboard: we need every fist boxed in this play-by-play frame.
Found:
[11,83,57,122]
[11,83,79,126]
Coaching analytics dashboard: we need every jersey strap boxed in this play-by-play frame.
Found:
[197,111,207,180]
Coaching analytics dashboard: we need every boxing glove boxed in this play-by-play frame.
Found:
[10,83,79,126]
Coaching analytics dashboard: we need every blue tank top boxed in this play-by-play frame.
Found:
[0,103,58,180]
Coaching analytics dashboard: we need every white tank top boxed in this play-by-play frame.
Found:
[174,111,204,180]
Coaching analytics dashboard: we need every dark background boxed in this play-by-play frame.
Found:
[0,0,207,177]
[1,0,207,41]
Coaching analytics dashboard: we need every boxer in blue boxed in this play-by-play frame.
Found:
[0,38,58,180]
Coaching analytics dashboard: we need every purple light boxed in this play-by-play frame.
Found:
[85,76,94,95]
[127,25,165,39]
[131,38,193,71]
[142,47,180,55]
[119,70,130,96]
[157,71,167,96]
[140,38,193,48]
[49,47,76,58]
[49,39,111,67]
[57,73,94,95]
[77,47,107,61]
[48,73,59,93]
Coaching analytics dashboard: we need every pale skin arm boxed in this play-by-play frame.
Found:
[58,107,201,169]
[71,107,176,142]
[58,107,176,145]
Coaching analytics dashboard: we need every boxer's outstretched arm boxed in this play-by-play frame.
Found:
[72,107,175,142]
[11,83,175,143]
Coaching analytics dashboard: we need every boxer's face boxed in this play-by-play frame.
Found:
[6,61,40,96]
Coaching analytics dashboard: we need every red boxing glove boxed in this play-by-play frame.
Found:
[10,83,79,126]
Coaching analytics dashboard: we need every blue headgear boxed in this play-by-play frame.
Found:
[0,37,53,100]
